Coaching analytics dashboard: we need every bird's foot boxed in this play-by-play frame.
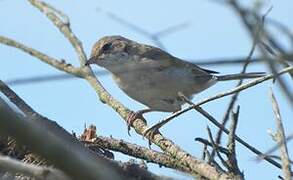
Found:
[142,123,161,139]
[126,109,151,136]
[142,110,179,139]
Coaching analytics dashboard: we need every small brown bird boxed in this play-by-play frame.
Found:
[86,36,264,134]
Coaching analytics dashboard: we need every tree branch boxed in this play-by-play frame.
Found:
[85,136,193,174]
[28,0,87,65]
[0,36,81,76]
[0,154,71,180]
[269,89,292,179]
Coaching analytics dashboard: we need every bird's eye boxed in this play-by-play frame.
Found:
[101,43,112,53]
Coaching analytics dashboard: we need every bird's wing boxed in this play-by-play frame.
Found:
[132,43,219,75]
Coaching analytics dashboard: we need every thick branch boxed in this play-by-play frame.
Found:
[86,136,192,174]
[0,99,126,180]
[0,154,70,180]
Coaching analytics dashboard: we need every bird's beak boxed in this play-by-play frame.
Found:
[85,56,96,66]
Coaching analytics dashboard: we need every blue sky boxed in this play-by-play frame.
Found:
[0,0,292,179]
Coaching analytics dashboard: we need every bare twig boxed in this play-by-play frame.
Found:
[269,89,292,179]
[204,147,226,173]
[206,127,230,173]
[85,136,192,174]
[0,154,71,180]
[226,106,241,175]
[0,36,81,76]
[195,138,230,155]
[227,106,239,162]
[178,92,281,169]
[258,155,293,165]
[216,33,258,144]
[228,0,293,105]
[201,143,208,161]
[194,106,282,169]
[28,0,87,64]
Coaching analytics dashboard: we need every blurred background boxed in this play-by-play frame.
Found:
[0,0,292,179]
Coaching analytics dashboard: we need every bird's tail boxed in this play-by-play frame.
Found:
[216,72,266,81]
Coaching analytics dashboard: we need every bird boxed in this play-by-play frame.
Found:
[85,35,264,136]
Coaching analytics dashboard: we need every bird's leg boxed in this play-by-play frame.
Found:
[177,91,193,105]
[127,109,153,136]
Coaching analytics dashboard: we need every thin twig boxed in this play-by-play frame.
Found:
[258,155,293,165]
[178,92,281,169]
[269,89,292,179]
[204,147,226,173]
[206,127,230,172]
[0,36,81,76]
[201,143,208,161]
[226,106,241,175]
[215,33,258,144]
[228,0,293,105]
[28,0,87,65]
[195,138,230,155]
[194,106,282,169]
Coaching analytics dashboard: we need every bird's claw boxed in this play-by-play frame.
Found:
[142,125,160,139]
[126,110,146,136]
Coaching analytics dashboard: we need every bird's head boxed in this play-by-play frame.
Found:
[85,36,133,70]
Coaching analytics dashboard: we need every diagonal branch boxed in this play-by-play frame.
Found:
[86,136,193,174]
[28,0,87,65]
[269,89,292,179]
[0,36,81,76]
